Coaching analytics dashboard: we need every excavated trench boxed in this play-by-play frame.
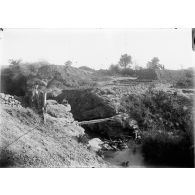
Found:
[1,76,144,167]
[55,89,136,139]
[55,89,117,121]
[55,89,145,167]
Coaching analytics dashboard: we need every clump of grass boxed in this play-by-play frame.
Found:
[77,134,89,144]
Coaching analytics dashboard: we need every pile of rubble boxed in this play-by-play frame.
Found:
[0,93,22,108]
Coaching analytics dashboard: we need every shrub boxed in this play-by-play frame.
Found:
[109,64,121,75]
[121,89,193,133]
[1,66,27,96]
[120,68,135,76]
[142,131,194,167]
[136,68,157,80]
[77,134,89,144]
[121,89,194,167]
[175,78,194,88]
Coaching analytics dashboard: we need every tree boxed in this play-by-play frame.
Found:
[109,64,120,75]
[9,59,22,66]
[146,57,165,70]
[135,65,143,70]
[64,60,72,67]
[119,54,132,69]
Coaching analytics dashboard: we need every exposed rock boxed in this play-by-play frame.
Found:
[46,100,73,118]
[45,99,85,137]
[0,93,22,108]
[45,114,85,137]
[102,143,113,150]
[87,138,103,152]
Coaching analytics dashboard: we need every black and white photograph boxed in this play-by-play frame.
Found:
[0,28,194,168]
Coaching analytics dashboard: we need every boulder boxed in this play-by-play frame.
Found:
[0,93,5,99]
[102,143,113,150]
[47,101,72,118]
[88,138,103,152]
[0,93,22,108]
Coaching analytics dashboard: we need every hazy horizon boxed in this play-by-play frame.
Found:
[0,28,195,70]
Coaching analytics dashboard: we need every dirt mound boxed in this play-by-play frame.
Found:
[1,64,96,97]
[37,65,94,87]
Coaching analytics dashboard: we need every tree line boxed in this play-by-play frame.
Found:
[109,54,164,74]
[104,54,165,79]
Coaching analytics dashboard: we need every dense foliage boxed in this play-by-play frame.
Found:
[120,89,194,167]
[118,54,132,69]
[108,64,158,79]
[174,70,194,88]
[146,57,164,70]
[136,68,157,80]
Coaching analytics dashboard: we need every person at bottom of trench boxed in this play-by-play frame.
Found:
[134,129,141,144]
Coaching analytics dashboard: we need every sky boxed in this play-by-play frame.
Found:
[0,28,194,70]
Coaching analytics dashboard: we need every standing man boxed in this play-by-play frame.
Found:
[42,91,47,124]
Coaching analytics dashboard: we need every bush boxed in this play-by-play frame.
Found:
[109,64,121,75]
[120,68,135,76]
[1,66,27,96]
[121,89,194,167]
[121,89,193,133]
[175,78,194,88]
[108,64,135,76]
[136,68,157,80]
[142,131,194,167]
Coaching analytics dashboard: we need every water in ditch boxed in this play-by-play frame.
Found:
[103,141,146,168]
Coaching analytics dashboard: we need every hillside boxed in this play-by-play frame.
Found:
[0,64,96,97]
[78,66,96,73]
[0,93,108,167]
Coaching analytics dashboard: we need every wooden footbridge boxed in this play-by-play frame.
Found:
[78,114,127,125]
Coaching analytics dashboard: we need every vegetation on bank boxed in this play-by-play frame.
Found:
[120,88,194,167]
[0,60,96,96]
